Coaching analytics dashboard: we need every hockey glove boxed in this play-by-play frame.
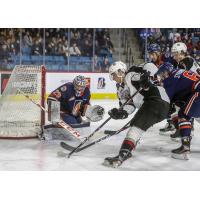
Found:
[139,71,151,89]
[108,108,128,120]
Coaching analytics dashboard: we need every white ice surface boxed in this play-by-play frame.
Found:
[1,99,200,171]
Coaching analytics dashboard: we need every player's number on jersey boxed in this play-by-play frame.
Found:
[183,71,199,81]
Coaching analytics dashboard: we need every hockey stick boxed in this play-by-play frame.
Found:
[67,87,142,158]
[17,89,83,140]
[60,120,131,154]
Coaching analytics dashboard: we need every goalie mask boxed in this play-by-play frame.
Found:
[73,75,87,97]
[85,105,105,122]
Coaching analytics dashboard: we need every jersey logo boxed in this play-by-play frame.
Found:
[60,86,67,92]
[174,69,184,78]
[72,100,83,116]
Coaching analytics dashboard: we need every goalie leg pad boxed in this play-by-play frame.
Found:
[48,100,60,124]
[61,114,82,125]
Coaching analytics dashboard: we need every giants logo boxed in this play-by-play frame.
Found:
[97,77,106,89]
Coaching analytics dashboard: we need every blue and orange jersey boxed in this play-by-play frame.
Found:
[48,82,90,116]
[163,69,200,103]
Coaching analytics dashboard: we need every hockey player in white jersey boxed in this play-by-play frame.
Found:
[103,61,170,168]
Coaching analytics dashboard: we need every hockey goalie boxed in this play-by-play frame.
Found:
[44,75,105,140]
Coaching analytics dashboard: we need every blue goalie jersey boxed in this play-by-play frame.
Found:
[48,82,91,116]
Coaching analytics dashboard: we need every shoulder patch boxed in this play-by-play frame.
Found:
[60,85,67,92]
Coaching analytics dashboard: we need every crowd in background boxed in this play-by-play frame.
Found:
[0,28,114,71]
[137,28,200,63]
[1,28,200,72]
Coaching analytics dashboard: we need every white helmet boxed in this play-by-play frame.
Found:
[171,42,187,54]
[138,62,158,77]
[109,61,127,80]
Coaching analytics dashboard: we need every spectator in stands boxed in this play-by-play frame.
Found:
[46,37,57,55]
[81,39,92,56]
[195,41,200,50]
[186,38,193,54]
[151,28,162,41]
[92,55,101,71]
[0,44,9,64]
[56,42,64,56]
[69,42,81,56]
[6,38,16,55]
[31,39,42,55]
[70,31,81,47]
[105,37,114,54]
[62,40,69,64]
[95,39,101,55]
[23,30,33,48]
[62,40,69,57]
[35,32,43,44]
[62,35,67,43]
[45,31,51,46]
[99,57,110,72]
[174,31,181,42]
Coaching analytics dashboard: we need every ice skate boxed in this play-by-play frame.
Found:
[171,137,191,160]
[159,120,175,136]
[103,151,132,168]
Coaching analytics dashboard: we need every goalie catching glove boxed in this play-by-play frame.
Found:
[108,108,128,120]
[85,105,105,122]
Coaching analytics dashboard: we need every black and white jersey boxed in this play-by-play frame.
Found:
[125,66,170,105]
[116,82,137,115]
[178,56,200,74]
[116,66,170,115]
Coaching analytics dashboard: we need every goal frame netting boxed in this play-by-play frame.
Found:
[0,65,46,139]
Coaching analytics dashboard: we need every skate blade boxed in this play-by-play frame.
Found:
[57,151,67,157]
[171,137,181,142]
[159,130,175,136]
[102,160,121,168]
[171,152,190,160]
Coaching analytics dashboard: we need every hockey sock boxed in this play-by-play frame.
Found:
[171,115,179,129]
[178,119,192,138]
[119,139,135,160]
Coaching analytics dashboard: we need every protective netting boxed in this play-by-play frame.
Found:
[0,65,46,138]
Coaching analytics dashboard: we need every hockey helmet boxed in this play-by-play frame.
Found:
[155,62,175,80]
[139,62,158,77]
[109,61,127,81]
[171,42,187,54]
[147,43,161,53]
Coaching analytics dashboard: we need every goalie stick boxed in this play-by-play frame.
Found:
[59,120,131,155]
[67,87,142,158]
[17,89,83,140]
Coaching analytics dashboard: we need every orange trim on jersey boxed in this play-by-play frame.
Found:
[192,80,200,92]
[179,125,192,129]
[184,92,199,115]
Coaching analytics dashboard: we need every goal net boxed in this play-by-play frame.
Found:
[0,65,46,138]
